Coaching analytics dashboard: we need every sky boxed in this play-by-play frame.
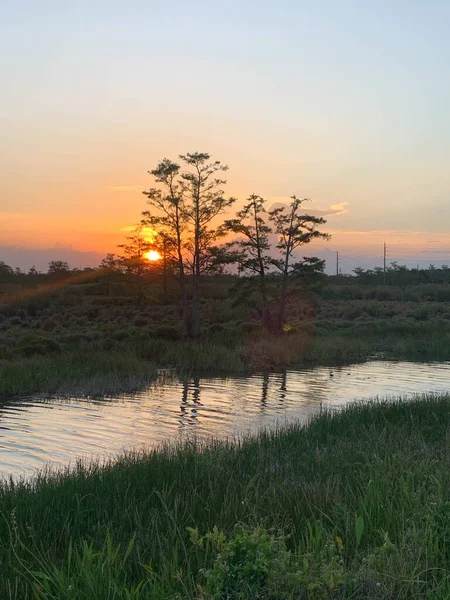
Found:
[2,0,450,273]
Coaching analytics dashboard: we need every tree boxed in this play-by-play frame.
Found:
[184,227,235,277]
[353,267,365,278]
[28,265,40,276]
[224,194,272,303]
[142,158,189,334]
[117,225,153,300]
[99,253,122,272]
[143,152,235,338]
[48,261,70,276]
[0,261,14,283]
[179,152,235,337]
[268,196,329,330]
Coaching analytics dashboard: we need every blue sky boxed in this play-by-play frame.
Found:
[2,0,450,270]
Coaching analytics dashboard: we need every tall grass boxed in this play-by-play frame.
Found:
[2,395,450,598]
[0,350,157,398]
[1,318,448,396]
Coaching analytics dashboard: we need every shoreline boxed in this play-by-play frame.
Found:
[2,394,450,597]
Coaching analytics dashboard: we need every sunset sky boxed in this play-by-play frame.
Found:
[2,1,450,272]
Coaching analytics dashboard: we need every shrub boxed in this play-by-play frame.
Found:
[41,318,58,332]
[240,321,264,336]
[191,526,345,600]
[154,325,180,340]
[242,332,312,369]
[14,336,62,357]
[25,295,51,316]
[111,330,130,341]
[132,315,148,327]
[207,323,226,335]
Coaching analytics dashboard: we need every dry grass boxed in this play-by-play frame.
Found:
[242,330,313,369]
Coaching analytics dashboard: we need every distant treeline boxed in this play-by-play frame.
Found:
[334,262,450,286]
[1,258,450,288]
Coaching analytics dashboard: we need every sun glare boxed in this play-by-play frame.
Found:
[145,250,161,262]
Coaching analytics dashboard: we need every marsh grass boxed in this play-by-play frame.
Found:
[2,395,450,598]
[1,280,450,395]
[0,320,448,397]
[0,351,157,398]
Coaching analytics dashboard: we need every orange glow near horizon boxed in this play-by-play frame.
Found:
[145,250,161,262]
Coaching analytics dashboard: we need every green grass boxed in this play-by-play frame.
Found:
[0,351,158,398]
[1,282,450,395]
[305,322,449,364]
[0,321,447,397]
[0,338,247,398]
[2,395,450,598]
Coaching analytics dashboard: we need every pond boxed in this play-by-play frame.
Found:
[1,360,449,480]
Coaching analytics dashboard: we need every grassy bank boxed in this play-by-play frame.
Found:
[0,318,447,397]
[0,351,159,398]
[1,281,450,395]
[2,395,450,598]
[0,340,246,398]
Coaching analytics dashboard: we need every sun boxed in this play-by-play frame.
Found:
[144,250,161,262]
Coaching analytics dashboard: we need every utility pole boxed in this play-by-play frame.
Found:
[383,242,387,285]
[417,263,420,286]
[336,251,339,277]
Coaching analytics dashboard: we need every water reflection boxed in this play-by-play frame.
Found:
[179,376,202,428]
[0,361,449,480]
[261,372,270,409]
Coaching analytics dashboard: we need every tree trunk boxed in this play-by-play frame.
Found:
[253,199,267,305]
[192,242,201,338]
[191,190,201,338]
[174,204,189,338]
[278,273,289,331]
[278,206,295,331]
[180,274,189,338]
[162,240,168,305]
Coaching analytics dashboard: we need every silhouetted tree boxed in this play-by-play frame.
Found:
[118,225,153,301]
[144,152,235,338]
[224,194,272,303]
[99,253,122,272]
[142,159,189,334]
[268,196,329,330]
[0,262,14,283]
[179,152,235,337]
[48,261,70,276]
[28,265,40,276]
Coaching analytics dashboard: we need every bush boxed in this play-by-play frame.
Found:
[154,325,180,340]
[14,336,62,357]
[207,323,226,335]
[111,330,130,341]
[191,526,345,600]
[132,315,148,327]
[240,321,264,336]
[25,295,51,316]
[41,318,58,332]
[242,332,312,369]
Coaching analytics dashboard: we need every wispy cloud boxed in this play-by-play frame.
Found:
[329,202,349,215]
[267,199,349,218]
[311,202,349,217]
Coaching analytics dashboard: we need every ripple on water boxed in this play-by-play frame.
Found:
[0,361,449,480]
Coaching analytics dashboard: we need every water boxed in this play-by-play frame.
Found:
[1,360,449,480]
